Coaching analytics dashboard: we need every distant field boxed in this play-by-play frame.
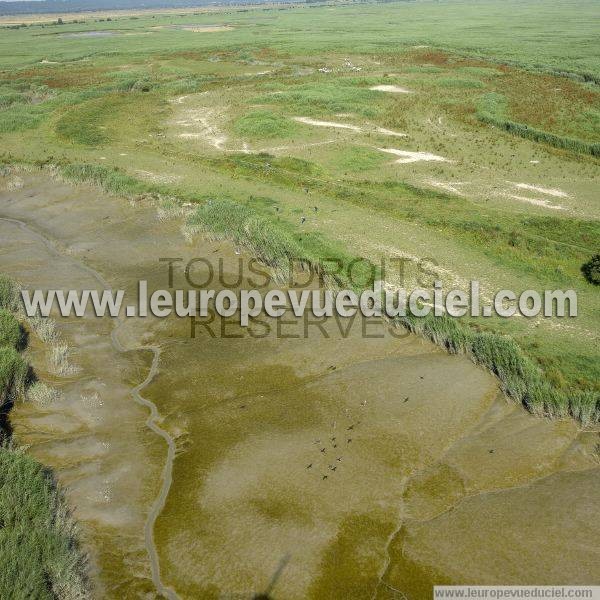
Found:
[0,0,598,410]
[1,0,599,78]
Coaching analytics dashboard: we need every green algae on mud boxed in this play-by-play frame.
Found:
[50,160,600,424]
[1,157,599,599]
[1,0,599,416]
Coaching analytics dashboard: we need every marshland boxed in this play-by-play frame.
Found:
[0,0,599,597]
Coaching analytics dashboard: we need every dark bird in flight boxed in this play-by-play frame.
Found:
[322,475,328,480]
[320,448,326,453]
[347,438,352,444]
[403,397,409,402]
[347,425,354,431]
[306,464,313,469]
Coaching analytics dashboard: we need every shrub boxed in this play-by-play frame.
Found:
[0,447,89,598]
[27,382,62,406]
[0,309,21,349]
[0,346,28,404]
[0,275,20,312]
[581,254,600,285]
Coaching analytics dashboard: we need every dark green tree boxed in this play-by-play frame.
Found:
[581,254,600,285]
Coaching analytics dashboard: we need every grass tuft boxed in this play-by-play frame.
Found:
[0,309,21,349]
[233,110,297,139]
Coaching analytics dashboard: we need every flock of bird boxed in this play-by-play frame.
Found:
[304,373,431,482]
[307,421,360,481]
[273,202,318,225]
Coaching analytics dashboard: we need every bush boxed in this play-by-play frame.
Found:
[0,309,21,349]
[581,254,600,285]
[0,275,20,312]
[0,346,28,404]
[0,447,89,598]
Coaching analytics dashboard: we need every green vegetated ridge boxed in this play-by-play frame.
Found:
[54,163,600,424]
[0,0,598,427]
[0,274,89,599]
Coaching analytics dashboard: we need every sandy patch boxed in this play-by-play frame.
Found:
[370,84,413,94]
[513,183,570,198]
[507,194,564,210]
[175,107,228,150]
[182,25,234,33]
[376,127,408,138]
[425,179,469,195]
[293,117,362,131]
[135,170,181,185]
[378,148,449,164]
[264,139,337,153]
[171,94,190,105]
[291,117,408,139]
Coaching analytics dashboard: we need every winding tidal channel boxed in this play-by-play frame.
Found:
[1,172,599,599]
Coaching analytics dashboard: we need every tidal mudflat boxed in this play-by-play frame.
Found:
[1,172,598,599]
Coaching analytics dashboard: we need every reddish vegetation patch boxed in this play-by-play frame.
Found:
[165,49,236,61]
[3,66,108,89]
[408,49,504,71]
[498,71,598,138]
[413,50,450,66]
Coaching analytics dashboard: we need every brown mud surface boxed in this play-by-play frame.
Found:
[1,172,598,599]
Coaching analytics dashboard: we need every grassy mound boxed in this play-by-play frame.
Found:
[233,110,297,139]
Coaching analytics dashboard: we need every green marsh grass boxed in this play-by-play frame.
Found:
[0,274,20,312]
[253,82,383,118]
[233,109,297,139]
[0,275,89,597]
[181,190,599,423]
[0,446,89,599]
[48,158,599,407]
[0,309,21,348]
[476,92,600,157]
[186,197,377,288]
